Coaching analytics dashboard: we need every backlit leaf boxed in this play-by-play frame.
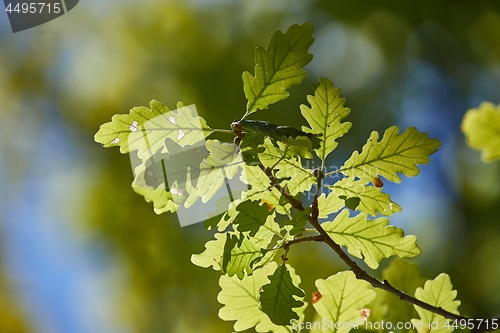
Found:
[411,274,461,333]
[461,101,500,162]
[258,138,316,195]
[94,100,212,158]
[301,78,352,160]
[322,210,420,269]
[327,177,401,216]
[340,126,440,183]
[313,271,376,333]
[218,262,306,332]
[243,23,314,115]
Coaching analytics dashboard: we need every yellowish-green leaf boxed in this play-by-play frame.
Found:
[327,177,401,216]
[94,100,212,157]
[218,262,307,333]
[241,164,292,215]
[322,210,420,269]
[411,273,461,333]
[191,230,275,279]
[317,192,344,219]
[340,126,441,183]
[196,139,244,203]
[301,78,352,160]
[313,271,376,333]
[461,101,500,162]
[242,22,314,115]
[222,233,266,279]
[258,138,316,195]
[252,212,281,248]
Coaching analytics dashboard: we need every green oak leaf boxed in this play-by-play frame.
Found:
[313,271,376,333]
[195,139,244,203]
[242,22,314,115]
[461,101,500,162]
[258,138,316,195]
[322,210,420,269]
[252,211,281,248]
[234,200,274,236]
[241,164,292,215]
[131,178,177,214]
[285,207,312,236]
[94,100,212,158]
[340,126,441,183]
[218,262,307,333]
[191,232,226,271]
[411,274,461,333]
[204,198,242,231]
[191,231,271,279]
[221,233,265,279]
[301,78,352,161]
[317,192,345,219]
[327,177,401,216]
[260,263,305,326]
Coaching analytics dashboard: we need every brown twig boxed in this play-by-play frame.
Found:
[284,235,323,251]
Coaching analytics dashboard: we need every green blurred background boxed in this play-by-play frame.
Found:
[1,1,500,332]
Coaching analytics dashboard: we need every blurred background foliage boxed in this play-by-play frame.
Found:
[1,1,500,332]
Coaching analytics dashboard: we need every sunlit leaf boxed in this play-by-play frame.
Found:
[258,138,316,195]
[301,78,351,161]
[191,231,268,279]
[94,100,212,157]
[221,233,266,279]
[411,274,461,333]
[322,210,420,269]
[317,192,344,219]
[327,177,401,216]
[340,126,441,183]
[461,101,500,162]
[196,139,244,203]
[241,164,292,215]
[252,211,281,248]
[191,232,226,271]
[313,271,376,333]
[218,262,306,332]
[260,263,305,326]
[243,22,314,115]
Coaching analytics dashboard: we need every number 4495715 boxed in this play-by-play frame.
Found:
[445,318,499,330]
[5,2,61,14]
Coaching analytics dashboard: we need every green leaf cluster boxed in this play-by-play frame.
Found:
[95,22,456,333]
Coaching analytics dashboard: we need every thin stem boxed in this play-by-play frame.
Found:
[211,128,236,134]
[284,235,323,251]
